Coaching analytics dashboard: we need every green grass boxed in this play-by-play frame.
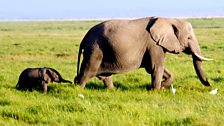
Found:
[0,18,224,126]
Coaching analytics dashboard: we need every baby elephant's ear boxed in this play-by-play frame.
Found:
[42,69,52,83]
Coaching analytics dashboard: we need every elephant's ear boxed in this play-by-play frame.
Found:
[41,69,52,83]
[149,18,181,53]
[45,69,53,82]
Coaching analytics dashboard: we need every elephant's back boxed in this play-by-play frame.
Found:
[81,18,150,46]
[82,18,151,74]
[18,68,39,80]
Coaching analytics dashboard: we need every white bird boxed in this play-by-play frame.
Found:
[78,94,85,99]
[171,84,176,94]
[209,88,218,94]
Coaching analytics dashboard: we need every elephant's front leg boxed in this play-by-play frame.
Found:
[149,47,165,90]
[41,81,48,93]
[151,65,165,90]
[43,84,48,93]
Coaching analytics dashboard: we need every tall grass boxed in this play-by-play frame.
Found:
[0,18,223,125]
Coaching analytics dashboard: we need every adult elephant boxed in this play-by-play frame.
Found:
[74,17,212,90]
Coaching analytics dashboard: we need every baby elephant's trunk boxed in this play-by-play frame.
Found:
[60,78,72,84]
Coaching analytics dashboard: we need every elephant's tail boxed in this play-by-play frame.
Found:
[75,42,84,84]
[16,82,21,89]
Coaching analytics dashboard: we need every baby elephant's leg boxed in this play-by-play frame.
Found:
[41,81,48,93]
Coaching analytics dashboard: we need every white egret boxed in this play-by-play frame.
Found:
[171,84,176,94]
[209,88,218,94]
[78,94,85,99]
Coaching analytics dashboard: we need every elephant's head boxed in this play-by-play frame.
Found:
[46,68,61,82]
[149,17,212,86]
[40,68,59,83]
[44,67,72,84]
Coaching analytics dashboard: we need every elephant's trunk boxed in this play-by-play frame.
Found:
[192,56,210,86]
[60,78,72,84]
[189,43,211,86]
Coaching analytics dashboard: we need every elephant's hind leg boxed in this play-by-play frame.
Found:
[162,68,174,89]
[97,75,114,89]
[78,48,103,88]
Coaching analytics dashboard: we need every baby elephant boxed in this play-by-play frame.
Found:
[16,67,72,93]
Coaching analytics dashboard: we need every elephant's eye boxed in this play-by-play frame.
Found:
[188,36,191,39]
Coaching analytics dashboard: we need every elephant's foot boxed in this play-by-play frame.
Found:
[162,68,174,88]
[161,85,169,90]
[76,74,92,88]
[97,75,114,90]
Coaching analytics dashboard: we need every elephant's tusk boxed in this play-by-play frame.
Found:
[194,53,213,61]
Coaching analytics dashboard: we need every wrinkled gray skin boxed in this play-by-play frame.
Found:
[75,17,211,90]
[16,67,72,93]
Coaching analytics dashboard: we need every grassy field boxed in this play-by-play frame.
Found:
[0,18,223,125]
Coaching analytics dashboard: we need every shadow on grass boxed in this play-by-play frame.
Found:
[84,81,152,91]
[211,76,224,83]
[47,83,75,93]
[47,85,58,93]
[114,82,152,91]
[13,83,74,94]
[12,82,152,92]
[85,82,106,90]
